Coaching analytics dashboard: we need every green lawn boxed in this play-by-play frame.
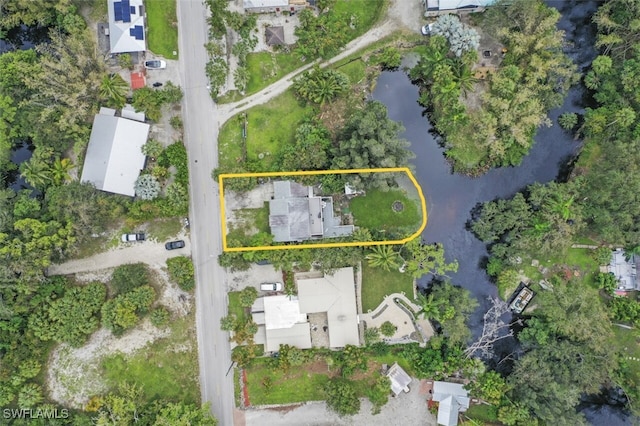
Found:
[102,315,199,404]
[464,404,499,423]
[218,90,314,171]
[351,189,422,235]
[247,52,308,95]
[145,0,179,58]
[335,58,367,84]
[243,348,412,406]
[147,217,183,242]
[228,291,248,324]
[245,358,330,404]
[361,262,414,312]
[334,0,386,41]
[610,326,640,403]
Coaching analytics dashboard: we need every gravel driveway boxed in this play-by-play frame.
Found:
[47,235,191,275]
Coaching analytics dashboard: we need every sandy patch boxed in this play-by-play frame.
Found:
[47,320,170,409]
[47,263,191,408]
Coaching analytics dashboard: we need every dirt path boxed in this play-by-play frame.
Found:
[48,236,191,275]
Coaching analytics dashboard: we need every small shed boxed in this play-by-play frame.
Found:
[386,362,412,397]
[130,71,145,89]
[265,26,285,46]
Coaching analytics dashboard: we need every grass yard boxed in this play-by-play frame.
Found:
[351,189,422,234]
[334,0,386,41]
[361,262,414,312]
[145,0,179,58]
[218,90,314,171]
[463,404,499,423]
[102,314,199,404]
[147,217,183,242]
[228,291,248,324]
[245,358,330,404]
[246,52,308,95]
[611,326,640,398]
[334,58,366,84]
[243,349,412,406]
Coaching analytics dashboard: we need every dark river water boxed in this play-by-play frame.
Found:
[373,0,635,424]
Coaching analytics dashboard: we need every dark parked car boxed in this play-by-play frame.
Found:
[152,82,163,87]
[121,233,145,242]
[165,240,185,250]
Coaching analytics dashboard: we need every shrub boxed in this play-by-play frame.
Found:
[111,263,149,296]
[239,286,258,307]
[324,378,360,416]
[134,174,161,200]
[431,14,480,57]
[166,256,195,291]
[380,321,397,337]
[150,307,170,327]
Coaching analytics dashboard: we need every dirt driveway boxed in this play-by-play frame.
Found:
[47,234,191,275]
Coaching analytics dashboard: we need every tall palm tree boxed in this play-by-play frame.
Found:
[366,245,401,271]
[20,159,50,189]
[415,293,440,321]
[99,73,128,108]
[451,60,478,96]
[50,157,73,186]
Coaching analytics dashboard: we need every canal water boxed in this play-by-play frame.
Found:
[373,0,635,423]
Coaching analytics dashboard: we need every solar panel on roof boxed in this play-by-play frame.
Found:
[121,0,131,23]
[130,6,136,15]
[114,1,123,21]
[129,26,144,40]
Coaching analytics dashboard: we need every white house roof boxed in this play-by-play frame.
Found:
[387,363,412,396]
[426,0,493,11]
[297,267,359,348]
[107,0,146,53]
[263,295,307,330]
[244,0,290,8]
[432,381,470,426]
[80,110,149,197]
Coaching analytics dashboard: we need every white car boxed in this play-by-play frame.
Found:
[121,233,145,242]
[260,282,283,292]
[421,23,434,36]
[144,60,167,69]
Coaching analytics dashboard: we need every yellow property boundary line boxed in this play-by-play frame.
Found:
[218,167,427,252]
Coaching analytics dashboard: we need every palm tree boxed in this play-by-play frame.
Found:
[415,293,440,321]
[20,159,50,189]
[50,157,73,186]
[100,73,128,108]
[451,60,478,96]
[366,245,401,271]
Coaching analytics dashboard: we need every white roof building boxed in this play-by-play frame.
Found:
[432,381,471,426]
[80,108,149,197]
[251,267,360,352]
[387,363,412,397]
[107,0,146,53]
[423,0,494,15]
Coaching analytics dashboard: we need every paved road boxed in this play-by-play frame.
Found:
[173,1,424,425]
[176,1,234,425]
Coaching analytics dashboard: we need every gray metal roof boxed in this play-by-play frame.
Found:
[432,381,470,426]
[297,267,359,348]
[80,110,149,197]
[264,323,312,352]
[107,0,146,53]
